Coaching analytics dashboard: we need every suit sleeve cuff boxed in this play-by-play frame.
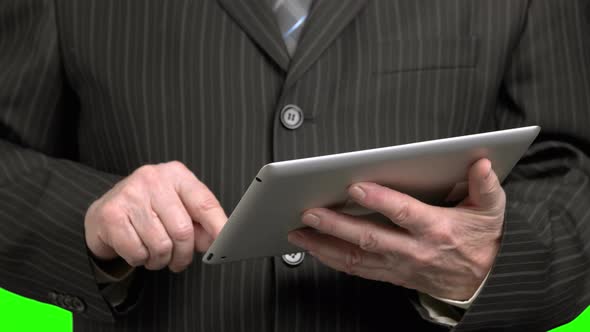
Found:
[417,270,491,326]
[89,256,137,307]
[90,256,136,284]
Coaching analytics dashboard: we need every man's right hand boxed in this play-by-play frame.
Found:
[84,161,227,272]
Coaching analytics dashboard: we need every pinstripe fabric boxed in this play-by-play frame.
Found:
[1,0,589,331]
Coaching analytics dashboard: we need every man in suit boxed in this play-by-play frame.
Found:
[1,0,589,331]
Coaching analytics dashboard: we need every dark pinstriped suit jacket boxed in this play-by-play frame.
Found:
[1,0,590,331]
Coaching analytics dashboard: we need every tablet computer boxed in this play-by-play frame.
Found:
[203,126,540,264]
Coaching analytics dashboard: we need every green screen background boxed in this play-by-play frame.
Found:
[0,288,588,331]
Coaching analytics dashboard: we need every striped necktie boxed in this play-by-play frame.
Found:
[270,0,313,57]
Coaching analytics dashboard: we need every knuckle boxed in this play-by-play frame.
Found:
[166,160,188,173]
[99,202,125,225]
[344,250,362,275]
[153,238,173,257]
[86,199,101,221]
[359,229,379,251]
[136,164,157,177]
[127,247,149,266]
[393,200,410,224]
[119,183,141,200]
[126,257,142,267]
[196,196,221,213]
[413,249,435,268]
[171,222,193,241]
[135,165,159,183]
[428,224,454,245]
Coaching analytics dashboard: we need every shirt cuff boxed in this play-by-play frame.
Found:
[432,271,490,309]
[89,256,136,307]
[418,271,490,326]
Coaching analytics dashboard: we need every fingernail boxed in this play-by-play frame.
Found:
[288,231,305,246]
[349,185,366,200]
[302,213,320,227]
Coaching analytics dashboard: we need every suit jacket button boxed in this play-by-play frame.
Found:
[48,291,58,305]
[55,293,67,308]
[282,252,305,266]
[280,105,304,129]
[71,297,87,313]
[63,295,74,309]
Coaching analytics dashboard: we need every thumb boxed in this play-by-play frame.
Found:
[468,158,505,210]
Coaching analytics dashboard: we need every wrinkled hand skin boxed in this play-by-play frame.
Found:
[288,158,504,301]
[85,161,227,273]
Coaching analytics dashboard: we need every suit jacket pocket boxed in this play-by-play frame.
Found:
[374,38,479,73]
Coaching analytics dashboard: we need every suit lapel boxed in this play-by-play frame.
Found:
[217,0,369,84]
[284,0,369,89]
[217,0,290,71]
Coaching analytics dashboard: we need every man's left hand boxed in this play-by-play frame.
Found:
[288,158,505,300]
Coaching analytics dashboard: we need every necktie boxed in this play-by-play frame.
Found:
[270,0,313,57]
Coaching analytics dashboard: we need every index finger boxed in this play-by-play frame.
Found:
[150,187,195,272]
[173,168,227,239]
[300,208,417,255]
[347,182,441,234]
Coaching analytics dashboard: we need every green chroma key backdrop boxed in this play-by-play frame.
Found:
[0,287,589,331]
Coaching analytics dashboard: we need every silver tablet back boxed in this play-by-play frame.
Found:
[204,126,540,264]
